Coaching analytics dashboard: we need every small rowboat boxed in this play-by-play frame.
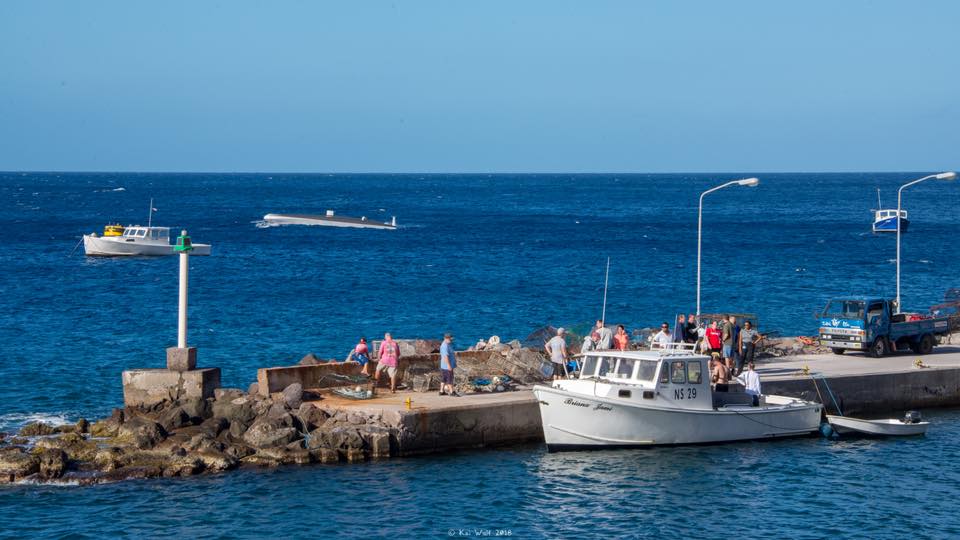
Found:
[827,414,929,437]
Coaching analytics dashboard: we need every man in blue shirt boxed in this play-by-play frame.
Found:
[440,333,458,396]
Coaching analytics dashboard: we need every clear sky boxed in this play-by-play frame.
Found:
[1,1,957,173]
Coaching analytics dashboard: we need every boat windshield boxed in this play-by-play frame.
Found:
[823,300,865,319]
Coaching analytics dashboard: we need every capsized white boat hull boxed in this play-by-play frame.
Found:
[83,235,211,256]
[262,213,395,230]
[826,415,929,436]
[534,385,821,449]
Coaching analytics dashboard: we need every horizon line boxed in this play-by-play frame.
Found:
[0,169,950,176]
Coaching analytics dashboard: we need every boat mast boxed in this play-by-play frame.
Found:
[877,188,882,210]
[148,198,154,228]
[601,257,610,324]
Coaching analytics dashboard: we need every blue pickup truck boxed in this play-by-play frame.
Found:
[818,297,951,357]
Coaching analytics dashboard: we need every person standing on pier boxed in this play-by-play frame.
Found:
[439,333,458,396]
[721,316,735,374]
[348,337,371,376]
[672,314,686,344]
[705,320,722,357]
[545,328,568,379]
[685,314,698,344]
[375,332,400,393]
[738,321,760,372]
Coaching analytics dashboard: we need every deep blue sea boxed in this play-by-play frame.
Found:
[2,172,959,538]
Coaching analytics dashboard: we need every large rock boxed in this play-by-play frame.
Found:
[159,407,192,432]
[298,353,321,366]
[307,426,363,454]
[242,418,299,449]
[0,447,39,483]
[214,388,244,402]
[115,417,167,450]
[19,422,56,437]
[198,417,229,438]
[296,403,330,431]
[281,383,303,409]
[195,451,238,472]
[163,455,204,477]
[35,433,98,462]
[90,418,121,438]
[212,396,257,429]
[37,448,67,480]
[178,398,212,422]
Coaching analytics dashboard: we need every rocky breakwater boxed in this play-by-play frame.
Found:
[0,385,393,485]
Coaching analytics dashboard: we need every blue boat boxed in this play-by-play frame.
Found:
[872,189,909,233]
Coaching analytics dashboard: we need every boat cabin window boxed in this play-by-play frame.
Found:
[136,229,147,237]
[687,361,703,384]
[636,360,658,382]
[659,365,669,384]
[150,229,159,240]
[597,357,615,378]
[581,356,598,378]
[615,358,636,378]
[670,361,686,384]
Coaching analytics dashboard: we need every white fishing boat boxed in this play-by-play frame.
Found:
[827,413,928,437]
[82,200,211,256]
[262,210,396,230]
[533,349,822,450]
[872,189,909,233]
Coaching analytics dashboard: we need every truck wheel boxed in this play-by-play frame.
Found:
[919,335,934,355]
[831,348,846,355]
[869,338,887,358]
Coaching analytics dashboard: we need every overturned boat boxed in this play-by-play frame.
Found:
[827,413,929,437]
[533,349,822,451]
[262,210,396,230]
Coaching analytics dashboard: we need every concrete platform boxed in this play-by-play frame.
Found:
[305,389,540,456]
[758,346,960,415]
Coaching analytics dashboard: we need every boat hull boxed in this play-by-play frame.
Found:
[262,213,395,230]
[83,235,211,256]
[873,217,909,233]
[533,385,821,450]
[826,415,928,436]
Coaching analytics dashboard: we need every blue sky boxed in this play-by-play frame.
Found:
[0,1,957,173]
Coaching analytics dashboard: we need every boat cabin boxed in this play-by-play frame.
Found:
[570,350,754,410]
[875,209,907,221]
[121,226,170,243]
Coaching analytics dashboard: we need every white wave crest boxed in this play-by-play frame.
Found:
[0,412,72,432]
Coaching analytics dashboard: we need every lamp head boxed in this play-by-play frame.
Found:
[737,177,760,187]
[935,171,956,180]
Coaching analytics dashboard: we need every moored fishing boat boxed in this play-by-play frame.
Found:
[872,189,909,233]
[533,348,822,450]
[83,226,212,256]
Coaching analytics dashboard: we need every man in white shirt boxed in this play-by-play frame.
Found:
[735,361,762,406]
[652,322,674,349]
[595,320,614,350]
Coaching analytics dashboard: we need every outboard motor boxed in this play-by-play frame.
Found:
[903,410,922,424]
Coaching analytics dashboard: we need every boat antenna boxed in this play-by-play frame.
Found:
[601,257,610,324]
[148,198,154,228]
[877,188,882,210]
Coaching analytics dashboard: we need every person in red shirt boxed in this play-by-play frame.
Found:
[614,324,630,350]
[705,320,723,357]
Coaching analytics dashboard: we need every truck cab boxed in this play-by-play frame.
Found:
[820,296,950,357]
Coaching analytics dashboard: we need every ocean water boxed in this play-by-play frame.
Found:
[2,172,959,537]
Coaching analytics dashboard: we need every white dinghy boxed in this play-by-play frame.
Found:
[827,413,929,437]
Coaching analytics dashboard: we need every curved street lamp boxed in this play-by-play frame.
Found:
[896,171,956,313]
[697,177,760,316]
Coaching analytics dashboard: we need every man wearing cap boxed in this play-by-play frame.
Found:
[439,333,458,396]
[545,328,568,379]
[375,332,400,393]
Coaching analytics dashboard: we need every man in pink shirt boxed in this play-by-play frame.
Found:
[375,332,400,393]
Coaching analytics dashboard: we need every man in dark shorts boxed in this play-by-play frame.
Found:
[439,333,458,396]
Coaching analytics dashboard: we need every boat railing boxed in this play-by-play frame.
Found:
[649,342,698,355]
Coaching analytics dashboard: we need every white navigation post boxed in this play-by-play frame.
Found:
[697,177,760,317]
[895,172,956,314]
[167,229,197,371]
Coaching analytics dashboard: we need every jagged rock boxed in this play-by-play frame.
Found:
[163,455,204,477]
[347,412,367,426]
[94,448,123,472]
[359,426,391,458]
[53,424,78,434]
[198,417,228,438]
[214,388,244,402]
[242,418,299,449]
[223,443,255,461]
[186,433,224,453]
[195,451,238,472]
[299,353,321,365]
[19,422,56,437]
[37,448,67,480]
[0,447,40,483]
[212,397,256,429]
[308,426,363,455]
[508,339,521,350]
[281,383,303,409]
[228,421,247,440]
[159,407,192,432]
[309,447,339,464]
[296,403,330,431]
[116,417,167,450]
[248,382,259,396]
[178,398,211,422]
[35,433,98,462]
[90,418,121,438]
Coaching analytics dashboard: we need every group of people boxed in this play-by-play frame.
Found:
[346,332,460,396]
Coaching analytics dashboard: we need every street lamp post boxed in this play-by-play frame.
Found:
[895,171,956,313]
[697,177,760,317]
